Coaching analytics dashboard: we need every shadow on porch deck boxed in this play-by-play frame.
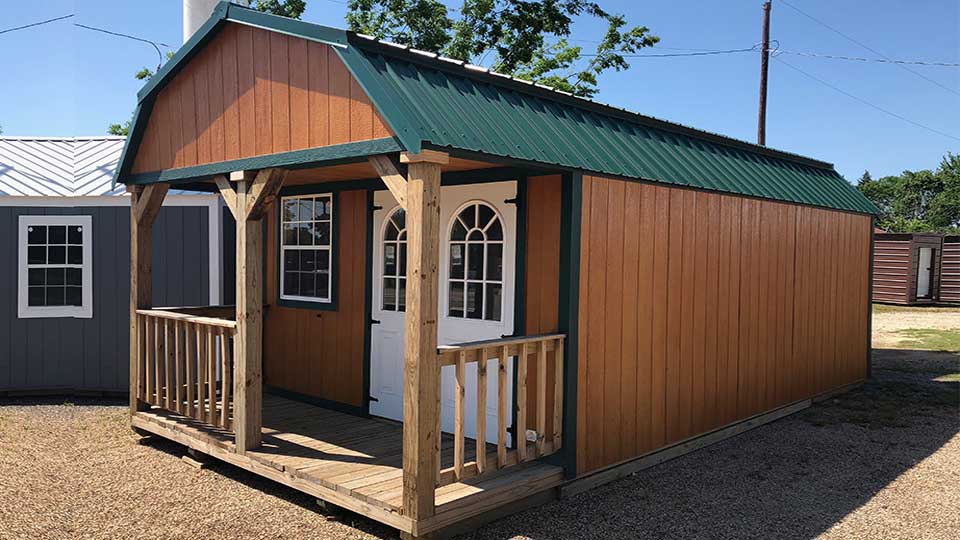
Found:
[131,393,563,534]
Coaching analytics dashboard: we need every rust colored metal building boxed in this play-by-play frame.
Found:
[872,233,944,305]
[941,236,960,303]
[112,4,879,537]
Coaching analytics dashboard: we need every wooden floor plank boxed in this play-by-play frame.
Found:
[134,393,563,533]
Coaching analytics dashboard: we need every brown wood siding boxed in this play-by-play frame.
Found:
[522,175,563,442]
[942,237,960,303]
[131,23,392,174]
[263,189,368,406]
[872,233,944,305]
[576,175,871,475]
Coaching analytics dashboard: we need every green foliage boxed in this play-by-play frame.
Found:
[107,120,131,137]
[346,0,658,98]
[858,152,960,233]
[239,0,307,19]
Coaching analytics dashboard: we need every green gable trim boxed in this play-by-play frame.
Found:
[226,2,347,48]
[112,100,150,188]
[122,138,402,185]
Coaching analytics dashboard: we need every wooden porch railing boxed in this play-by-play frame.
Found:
[436,333,565,487]
[135,308,237,431]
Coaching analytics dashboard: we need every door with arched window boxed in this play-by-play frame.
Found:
[370,181,517,444]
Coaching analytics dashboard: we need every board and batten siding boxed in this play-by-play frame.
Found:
[131,22,392,175]
[263,189,368,408]
[0,205,211,393]
[576,175,871,474]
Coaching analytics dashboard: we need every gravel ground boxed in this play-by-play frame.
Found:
[1,317,957,539]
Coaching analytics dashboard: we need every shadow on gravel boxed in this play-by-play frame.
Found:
[463,348,959,540]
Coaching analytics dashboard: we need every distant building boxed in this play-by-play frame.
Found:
[0,136,224,395]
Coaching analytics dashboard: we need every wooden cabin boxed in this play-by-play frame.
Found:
[115,4,878,537]
[872,232,944,305]
[941,236,960,304]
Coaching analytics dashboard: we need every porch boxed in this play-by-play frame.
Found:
[131,393,563,535]
[129,304,566,536]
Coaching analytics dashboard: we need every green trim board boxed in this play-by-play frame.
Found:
[553,172,582,478]
[123,138,403,185]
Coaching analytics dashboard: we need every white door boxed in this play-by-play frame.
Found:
[917,247,933,298]
[370,181,517,444]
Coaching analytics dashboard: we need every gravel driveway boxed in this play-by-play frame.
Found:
[1,318,957,539]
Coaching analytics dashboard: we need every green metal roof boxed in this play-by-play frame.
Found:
[342,37,878,214]
[117,2,878,215]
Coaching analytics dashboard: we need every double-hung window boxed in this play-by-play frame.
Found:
[18,215,93,318]
[280,194,334,304]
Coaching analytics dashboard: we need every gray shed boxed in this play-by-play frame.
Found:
[0,136,225,395]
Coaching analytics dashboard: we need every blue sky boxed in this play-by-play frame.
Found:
[0,0,957,181]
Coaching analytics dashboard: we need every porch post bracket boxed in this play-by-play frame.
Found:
[368,155,408,209]
[128,183,169,417]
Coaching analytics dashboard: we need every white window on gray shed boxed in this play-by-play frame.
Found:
[18,215,93,319]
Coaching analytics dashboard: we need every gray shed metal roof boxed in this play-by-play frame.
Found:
[0,137,126,196]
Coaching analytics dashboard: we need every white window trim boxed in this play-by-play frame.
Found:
[279,193,334,304]
[18,215,93,319]
[380,206,407,312]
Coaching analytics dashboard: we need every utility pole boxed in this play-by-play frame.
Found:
[757,0,772,146]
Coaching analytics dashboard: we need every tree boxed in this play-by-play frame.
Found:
[857,153,960,234]
[108,0,308,136]
[346,0,658,98]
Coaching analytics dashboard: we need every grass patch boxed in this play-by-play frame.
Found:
[892,328,960,352]
[934,373,960,383]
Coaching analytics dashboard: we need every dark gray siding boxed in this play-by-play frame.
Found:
[0,205,211,394]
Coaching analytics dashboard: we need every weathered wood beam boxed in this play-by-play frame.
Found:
[245,168,286,220]
[214,175,238,219]
[368,155,408,209]
[128,183,168,416]
[230,168,284,453]
[399,149,450,165]
[402,152,445,520]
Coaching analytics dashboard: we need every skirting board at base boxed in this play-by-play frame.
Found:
[560,398,817,499]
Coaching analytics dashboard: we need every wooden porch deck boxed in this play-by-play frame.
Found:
[131,393,563,535]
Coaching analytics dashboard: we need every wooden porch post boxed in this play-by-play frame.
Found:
[217,169,285,453]
[129,184,169,415]
[400,150,448,522]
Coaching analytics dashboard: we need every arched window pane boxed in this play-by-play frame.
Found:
[385,222,398,241]
[451,219,467,241]
[477,204,494,228]
[459,206,477,229]
[486,218,503,240]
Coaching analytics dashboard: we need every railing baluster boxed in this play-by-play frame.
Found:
[537,339,547,456]
[164,320,172,410]
[454,350,466,480]
[196,324,205,423]
[220,328,231,430]
[497,345,508,469]
[136,315,145,401]
[553,338,564,450]
[153,318,161,405]
[476,347,488,475]
[185,322,195,418]
[174,320,182,414]
[207,325,216,427]
[145,316,153,405]
[517,343,528,462]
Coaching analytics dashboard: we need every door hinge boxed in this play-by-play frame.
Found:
[368,395,380,403]
[505,197,520,206]
[370,204,383,212]
[370,318,381,325]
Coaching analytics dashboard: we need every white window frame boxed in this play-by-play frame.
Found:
[18,215,93,319]
[445,200,505,322]
[279,193,334,304]
[380,206,407,312]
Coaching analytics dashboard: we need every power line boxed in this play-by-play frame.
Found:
[0,14,73,36]
[776,49,960,68]
[779,0,959,96]
[774,57,960,142]
[584,46,758,58]
[73,23,172,67]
